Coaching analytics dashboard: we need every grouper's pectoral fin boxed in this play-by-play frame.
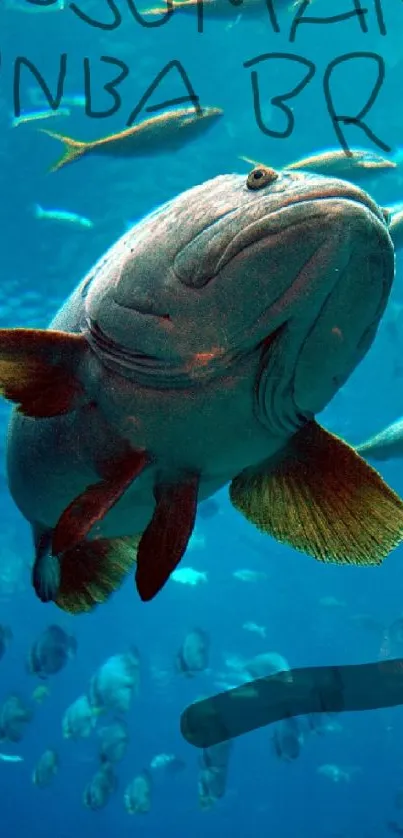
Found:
[135,474,200,602]
[229,419,403,566]
[0,328,88,417]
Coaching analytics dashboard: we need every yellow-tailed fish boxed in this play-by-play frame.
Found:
[41,106,223,173]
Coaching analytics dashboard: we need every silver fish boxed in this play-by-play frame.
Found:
[356,418,403,462]
[241,149,396,184]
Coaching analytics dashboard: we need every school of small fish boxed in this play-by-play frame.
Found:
[0,613,369,810]
[3,596,402,813]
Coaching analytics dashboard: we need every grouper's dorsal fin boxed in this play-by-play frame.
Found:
[0,328,87,417]
[229,419,403,566]
[135,474,200,601]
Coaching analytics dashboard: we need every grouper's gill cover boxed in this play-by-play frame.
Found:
[0,165,403,615]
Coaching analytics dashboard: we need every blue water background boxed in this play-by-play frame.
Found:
[1,2,403,836]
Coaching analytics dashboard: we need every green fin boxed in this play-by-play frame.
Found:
[229,420,403,566]
[55,535,141,615]
[0,328,87,417]
[40,130,90,173]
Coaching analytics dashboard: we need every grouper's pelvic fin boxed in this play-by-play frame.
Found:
[135,473,200,602]
[0,328,87,417]
[51,447,151,557]
[40,129,90,173]
[230,419,403,567]
[31,447,151,613]
[33,447,199,613]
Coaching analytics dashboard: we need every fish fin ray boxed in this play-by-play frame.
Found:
[136,474,199,601]
[55,535,140,615]
[52,448,150,556]
[229,419,403,566]
[0,328,87,417]
[40,130,89,173]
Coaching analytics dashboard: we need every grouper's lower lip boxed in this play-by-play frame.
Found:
[87,318,163,365]
[216,186,385,272]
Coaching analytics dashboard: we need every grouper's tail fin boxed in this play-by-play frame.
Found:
[40,129,89,173]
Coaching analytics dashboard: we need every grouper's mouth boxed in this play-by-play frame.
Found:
[85,316,249,388]
[87,318,171,372]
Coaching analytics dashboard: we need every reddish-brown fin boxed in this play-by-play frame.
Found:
[52,447,151,557]
[0,328,87,417]
[54,535,141,615]
[135,474,199,602]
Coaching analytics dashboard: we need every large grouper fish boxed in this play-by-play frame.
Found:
[1,164,403,615]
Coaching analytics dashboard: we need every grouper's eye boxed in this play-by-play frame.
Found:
[246,166,278,190]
